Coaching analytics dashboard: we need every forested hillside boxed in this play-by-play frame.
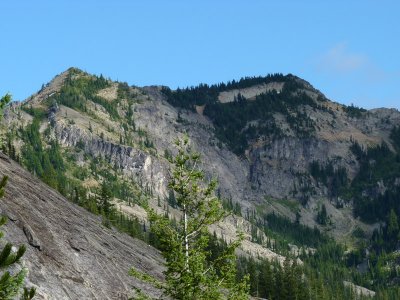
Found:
[2,68,400,299]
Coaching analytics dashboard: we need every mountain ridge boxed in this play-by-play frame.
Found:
[2,67,400,298]
[6,67,400,236]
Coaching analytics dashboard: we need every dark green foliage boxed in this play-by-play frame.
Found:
[264,212,328,248]
[166,189,177,208]
[1,132,20,162]
[20,118,66,192]
[305,136,400,293]
[108,179,137,205]
[309,160,348,199]
[45,70,120,120]
[347,141,400,223]
[258,209,400,300]
[75,139,85,150]
[72,184,148,241]
[387,209,399,241]
[390,125,400,150]
[21,288,36,300]
[344,104,367,118]
[162,75,317,155]
[143,137,154,148]
[0,94,11,155]
[97,181,115,225]
[0,94,11,114]
[236,255,361,300]
[162,74,286,110]
[204,84,316,155]
[113,213,146,240]
[221,197,242,216]
[21,106,47,120]
[316,204,328,225]
[14,103,154,245]
[371,209,400,253]
[117,82,131,100]
[125,101,136,128]
[147,138,249,299]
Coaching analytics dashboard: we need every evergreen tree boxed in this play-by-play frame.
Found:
[0,94,11,118]
[387,209,399,238]
[147,137,249,299]
[316,204,328,225]
[98,181,115,227]
[167,189,177,208]
[41,153,58,189]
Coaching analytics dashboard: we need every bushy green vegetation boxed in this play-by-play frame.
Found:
[241,200,400,299]
[146,138,249,299]
[43,69,120,120]
[6,72,400,298]
[1,131,20,162]
[221,196,242,216]
[15,113,152,245]
[21,105,47,120]
[309,160,348,200]
[236,255,365,300]
[346,140,400,223]
[344,104,367,118]
[20,118,67,193]
[163,74,318,155]
[161,74,287,109]
[264,212,328,248]
[390,125,400,149]
[1,72,161,252]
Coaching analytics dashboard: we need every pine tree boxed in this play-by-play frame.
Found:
[0,94,11,118]
[316,204,328,225]
[167,189,177,208]
[98,181,114,227]
[147,137,249,299]
[387,209,399,250]
[387,209,399,238]
[41,153,58,189]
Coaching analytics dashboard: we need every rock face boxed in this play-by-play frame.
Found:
[136,85,400,237]
[2,68,400,297]
[0,152,164,299]
[52,119,169,198]
[3,67,400,250]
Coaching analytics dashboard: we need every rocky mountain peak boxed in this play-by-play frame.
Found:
[2,68,400,298]
[2,69,400,256]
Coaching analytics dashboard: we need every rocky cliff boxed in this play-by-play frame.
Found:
[3,67,400,250]
[0,152,163,299]
[2,67,400,298]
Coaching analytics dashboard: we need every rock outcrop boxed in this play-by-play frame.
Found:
[3,67,400,250]
[0,152,164,299]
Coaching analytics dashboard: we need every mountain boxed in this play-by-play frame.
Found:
[2,67,400,298]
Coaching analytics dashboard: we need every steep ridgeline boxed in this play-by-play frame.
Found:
[3,68,400,297]
[161,75,400,233]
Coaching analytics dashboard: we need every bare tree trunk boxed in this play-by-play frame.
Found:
[184,204,189,270]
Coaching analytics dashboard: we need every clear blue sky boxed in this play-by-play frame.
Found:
[1,1,399,109]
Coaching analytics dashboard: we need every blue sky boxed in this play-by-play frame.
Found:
[1,1,399,109]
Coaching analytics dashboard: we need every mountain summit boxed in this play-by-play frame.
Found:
[2,68,400,298]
